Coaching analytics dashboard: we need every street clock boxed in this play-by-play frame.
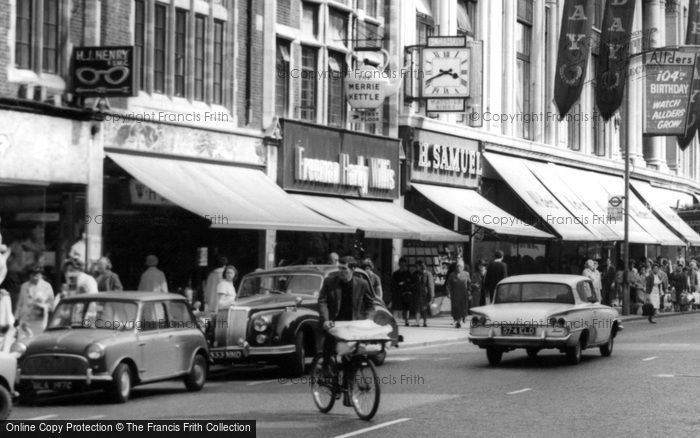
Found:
[421,48,471,98]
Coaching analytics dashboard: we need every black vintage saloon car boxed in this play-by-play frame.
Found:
[203,265,400,376]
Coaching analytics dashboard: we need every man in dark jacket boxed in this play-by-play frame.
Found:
[318,256,375,405]
[391,257,414,326]
[484,250,508,304]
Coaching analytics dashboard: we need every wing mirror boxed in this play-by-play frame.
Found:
[294,296,303,307]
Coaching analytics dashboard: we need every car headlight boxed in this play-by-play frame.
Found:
[255,334,267,344]
[85,343,105,360]
[470,315,487,327]
[556,318,567,328]
[253,315,271,332]
[10,341,26,357]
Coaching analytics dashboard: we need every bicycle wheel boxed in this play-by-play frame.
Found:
[310,353,337,413]
[349,359,380,421]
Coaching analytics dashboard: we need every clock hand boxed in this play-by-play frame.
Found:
[439,68,458,79]
[425,71,449,84]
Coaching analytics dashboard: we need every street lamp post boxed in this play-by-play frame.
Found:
[622,146,630,316]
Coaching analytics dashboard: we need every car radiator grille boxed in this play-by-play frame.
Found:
[214,307,249,346]
[22,355,89,375]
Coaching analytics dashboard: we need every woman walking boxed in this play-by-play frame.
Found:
[214,265,238,312]
[447,260,470,328]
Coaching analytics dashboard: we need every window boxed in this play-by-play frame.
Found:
[275,40,290,117]
[360,21,382,48]
[194,15,206,101]
[568,103,581,151]
[302,2,318,38]
[329,9,348,46]
[174,9,188,97]
[363,0,379,17]
[300,46,317,121]
[42,0,60,73]
[416,14,434,46]
[153,4,167,93]
[593,0,603,30]
[134,0,145,89]
[516,0,532,140]
[457,0,476,40]
[577,281,595,302]
[328,51,345,127]
[15,0,32,69]
[140,303,159,331]
[165,301,194,326]
[213,20,224,104]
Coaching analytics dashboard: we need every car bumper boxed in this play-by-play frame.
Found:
[468,331,574,349]
[17,368,113,385]
[209,345,296,362]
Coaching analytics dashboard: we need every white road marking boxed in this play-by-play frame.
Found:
[384,357,415,362]
[655,374,674,378]
[642,356,658,361]
[247,379,279,386]
[80,415,105,420]
[395,340,470,352]
[507,388,532,395]
[26,415,58,420]
[333,418,411,438]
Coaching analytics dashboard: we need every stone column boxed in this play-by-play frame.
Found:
[479,0,491,132]
[85,0,102,265]
[502,0,516,137]
[625,1,645,166]
[642,0,669,171]
[545,2,559,146]
[531,0,546,143]
[665,0,681,173]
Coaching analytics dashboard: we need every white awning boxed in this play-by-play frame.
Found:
[652,186,695,209]
[633,180,700,246]
[483,153,598,241]
[411,183,553,239]
[292,194,467,241]
[107,152,354,233]
[416,0,433,16]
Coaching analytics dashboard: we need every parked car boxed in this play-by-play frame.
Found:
[11,292,209,404]
[203,265,400,376]
[0,352,17,419]
[468,274,623,366]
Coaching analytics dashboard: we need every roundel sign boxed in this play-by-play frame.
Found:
[609,196,623,207]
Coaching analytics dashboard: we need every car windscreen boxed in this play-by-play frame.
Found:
[237,274,323,298]
[48,300,138,330]
[495,283,575,304]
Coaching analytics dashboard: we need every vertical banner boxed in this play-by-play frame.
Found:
[642,50,697,136]
[595,0,637,120]
[553,0,593,118]
[678,0,700,149]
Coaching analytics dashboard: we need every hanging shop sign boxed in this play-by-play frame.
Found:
[280,120,399,199]
[345,49,401,110]
[349,108,381,124]
[129,179,174,206]
[400,127,481,189]
[608,195,624,221]
[643,49,698,136]
[72,46,136,97]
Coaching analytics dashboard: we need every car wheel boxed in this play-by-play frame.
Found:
[184,353,208,391]
[370,350,386,366]
[599,334,614,357]
[526,348,539,360]
[17,383,36,406]
[0,385,12,420]
[107,363,132,403]
[283,331,306,377]
[566,339,583,365]
[486,348,502,366]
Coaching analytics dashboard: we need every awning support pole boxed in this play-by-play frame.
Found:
[622,142,630,316]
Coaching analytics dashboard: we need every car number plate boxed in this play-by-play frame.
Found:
[501,325,536,336]
[212,350,243,360]
[32,381,73,391]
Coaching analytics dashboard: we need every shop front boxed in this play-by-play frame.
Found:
[400,127,553,295]
[277,120,462,290]
[0,105,93,305]
[101,117,349,296]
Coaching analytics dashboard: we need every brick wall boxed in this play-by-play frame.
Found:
[0,0,11,97]
[101,0,131,46]
[235,0,264,129]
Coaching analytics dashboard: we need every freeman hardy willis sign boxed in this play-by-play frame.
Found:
[72,46,136,97]
[643,49,697,136]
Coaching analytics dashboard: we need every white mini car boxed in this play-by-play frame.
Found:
[468,275,623,366]
[0,351,17,419]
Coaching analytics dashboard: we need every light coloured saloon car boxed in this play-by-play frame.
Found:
[0,351,17,419]
[468,275,623,366]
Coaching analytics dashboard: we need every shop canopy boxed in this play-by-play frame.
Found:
[411,183,553,239]
[483,153,598,241]
[291,194,468,242]
[632,180,700,246]
[106,151,354,233]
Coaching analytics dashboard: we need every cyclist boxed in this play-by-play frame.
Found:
[318,256,375,406]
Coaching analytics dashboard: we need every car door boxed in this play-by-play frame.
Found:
[576,281,600,344]
[136,302,177,380]
[164,300,199,374]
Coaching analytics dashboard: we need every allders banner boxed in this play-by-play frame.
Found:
[553,0,593,118]
[595,0,636,120]
[678,0,700,150]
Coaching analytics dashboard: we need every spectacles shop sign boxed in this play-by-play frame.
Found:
[72,46,136,97]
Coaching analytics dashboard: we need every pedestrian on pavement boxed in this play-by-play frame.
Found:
[642,298,656,323]
[472,262,486,307]
[582,260,602,302]
[137,255,168,293]
[0,288,14,353]
[447,260,470,328]
[669,265,689,311]
[646,263,666,313]
[214,265,238,312]
[484,250,508,304]
[413,260,434,327]
[62,258,99,299]
[204,256,228,312]
[601,258,616,306]
[15,264,54,341]
[328,252,339,265]
[94,257,123,292]
[391,257,414,327]
[361,258,383,301]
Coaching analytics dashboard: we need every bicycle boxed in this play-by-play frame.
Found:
[309,321,389,421]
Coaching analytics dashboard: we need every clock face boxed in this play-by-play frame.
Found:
[421,48,470,98]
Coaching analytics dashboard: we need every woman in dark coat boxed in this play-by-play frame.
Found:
[471,263,486,308]
[447,260,470,328]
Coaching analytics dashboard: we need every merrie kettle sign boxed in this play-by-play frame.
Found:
[344,49,402,110]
